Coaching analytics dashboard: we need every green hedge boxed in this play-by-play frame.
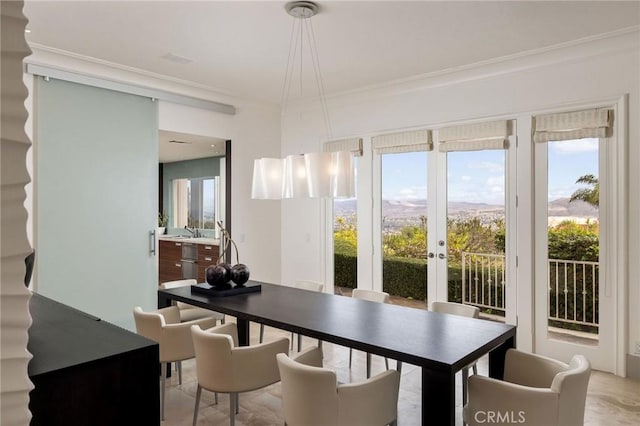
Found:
[333,250,464,303]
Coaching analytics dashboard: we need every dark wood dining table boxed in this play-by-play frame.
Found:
[158,280,516,425]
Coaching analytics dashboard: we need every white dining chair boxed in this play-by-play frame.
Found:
[430,301,480,405]
[190,323,290,426]
[259,280,324,351]
[159,279,225,323]
[277,349,400,426]
[463,349,591,426]
[132,306,218,421]
[349,289,402,377]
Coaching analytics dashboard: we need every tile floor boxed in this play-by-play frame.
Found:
[163,320,640,426]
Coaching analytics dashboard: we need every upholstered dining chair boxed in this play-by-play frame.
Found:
[277,349,401,426]
[259,280,325,351]
[159,279,225,323]
[430,301,480,405]
[349,289,402,378]
[463,349,591,426]
[132,306,218,421]
[191,323,290,426]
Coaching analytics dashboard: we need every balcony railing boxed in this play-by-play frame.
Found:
[461,252,599,331]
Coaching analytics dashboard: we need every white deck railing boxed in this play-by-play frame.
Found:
[461,252,599,330]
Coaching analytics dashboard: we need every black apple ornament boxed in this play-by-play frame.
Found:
[230,263,250,286]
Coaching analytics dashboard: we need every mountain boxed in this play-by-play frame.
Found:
[334,198,598,218]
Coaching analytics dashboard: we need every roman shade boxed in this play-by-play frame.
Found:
[439,120,509,152]
[372,129,432,154]
[533,108,613,143]
[323,137,363,156]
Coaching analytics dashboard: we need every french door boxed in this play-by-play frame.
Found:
[373,123,517,325]
[533,134,617,372]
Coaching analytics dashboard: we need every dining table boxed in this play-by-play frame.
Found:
[158,280,516,426]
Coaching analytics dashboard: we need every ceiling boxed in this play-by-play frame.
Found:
[24,1,640,106]
[158,130,226,163]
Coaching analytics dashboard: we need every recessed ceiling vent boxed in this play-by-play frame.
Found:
[161,52,193,64]
[168,140,192,144]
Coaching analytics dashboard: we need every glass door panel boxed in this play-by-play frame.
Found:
[446,150,507,320]
[545,138,600,344]
[380,151,428,307]
[334,159,358,295]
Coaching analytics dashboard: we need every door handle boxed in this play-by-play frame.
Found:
[150,230,156,256]
[438,253,447,259]
[428,252,435,258]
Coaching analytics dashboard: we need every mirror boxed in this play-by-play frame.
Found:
[159,130,230,239]
[172,176,220,233]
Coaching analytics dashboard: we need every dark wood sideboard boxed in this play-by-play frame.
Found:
[27,293,159,426]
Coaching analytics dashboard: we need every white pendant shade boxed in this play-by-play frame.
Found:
[252,151,355,199]
[331,150,355,198]
[283,154,309,198]
[251,158,284,199]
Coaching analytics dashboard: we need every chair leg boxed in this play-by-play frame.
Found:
[230,392,236,426]
[349,348,353,368]
[236,393,240,414]
[385,357,389,370]
[290,332,294,350]
[161,362,166,421]
[297,333,302,352]
[177,360,183,385]
[472,363,478,375]
[221,315,226,325]
[397,361,403,375]
[366,352,372,378]
[193,384,202,426]
[462,367,469,406]
[259,323,264,343]
[215,391,219,405]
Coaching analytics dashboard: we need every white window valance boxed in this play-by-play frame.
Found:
[533,108,612,143]
[323,137,363,156]
[438,120,509,152]
[372,129,432,154]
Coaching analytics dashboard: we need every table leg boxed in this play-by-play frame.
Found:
[488,335,515,380]
[237,318,250,346]
[422,367,455,426]
[157,292,171,309]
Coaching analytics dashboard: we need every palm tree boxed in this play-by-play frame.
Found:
[569,174,599,207]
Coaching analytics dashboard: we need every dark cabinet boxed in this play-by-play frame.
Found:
[28,294,159,426]
[159,239,183,283]
[197,243,220,283]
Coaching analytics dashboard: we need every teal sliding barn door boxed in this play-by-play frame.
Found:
[36,78,158,330]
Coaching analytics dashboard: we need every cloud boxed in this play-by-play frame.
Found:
[460,175,471,182]
[550,138,598,154]
[486,176,504,186]
[466,161,504,173]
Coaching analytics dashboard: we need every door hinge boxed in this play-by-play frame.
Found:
[516,195,518,208]
[516,256,519,267]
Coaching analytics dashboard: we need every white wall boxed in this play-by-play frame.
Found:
[281,30,640,366]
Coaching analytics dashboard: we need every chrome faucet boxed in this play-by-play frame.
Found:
[184,226,201,238]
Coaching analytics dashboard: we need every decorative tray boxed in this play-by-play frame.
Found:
[190,281,261,297]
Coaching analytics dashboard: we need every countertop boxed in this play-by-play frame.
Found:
[158,235,219,245]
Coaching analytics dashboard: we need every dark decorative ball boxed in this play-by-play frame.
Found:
[230,264,250,286]
[205,264,230,287]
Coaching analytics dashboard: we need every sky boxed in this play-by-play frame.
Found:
[381,138,599,205]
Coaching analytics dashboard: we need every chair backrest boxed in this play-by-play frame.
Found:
[552,355,591,426]
[159,279,197,310]
[133,305,194,362]
[293,280,324,292]
[430,301,479,318]
[191,323,238,392]
[277,353,339,426]
[352,288,389,304]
